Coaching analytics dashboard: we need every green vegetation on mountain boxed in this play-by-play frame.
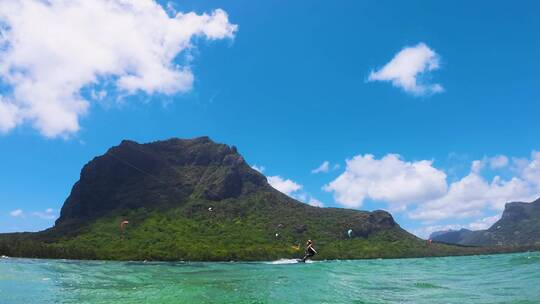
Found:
[1,137,538,261]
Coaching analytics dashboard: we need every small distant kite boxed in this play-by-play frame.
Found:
[347,229,353,238]
[120,220,129,235]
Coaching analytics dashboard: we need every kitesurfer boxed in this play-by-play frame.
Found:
[301,239,317,262]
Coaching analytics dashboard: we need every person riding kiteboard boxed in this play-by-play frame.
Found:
[301,239,317,262]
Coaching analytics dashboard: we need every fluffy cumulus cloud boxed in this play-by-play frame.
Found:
[326,152,540,237]
[0,0,237,137]
[0,98,22,133]
[516,151,540,189]
[368,43,443,96]
[265,174,324,207]
[409,153,540,221]
[489,155,509,169]
[267,176,302,196]
[323,154,447,209]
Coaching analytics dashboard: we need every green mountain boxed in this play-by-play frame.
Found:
[431,198,540,246]
[0,137,537,261]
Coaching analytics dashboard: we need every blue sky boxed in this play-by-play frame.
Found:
[0,0,539,237]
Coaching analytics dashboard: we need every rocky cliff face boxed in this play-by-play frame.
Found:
[57,137,267,225]
[432,198,540,246]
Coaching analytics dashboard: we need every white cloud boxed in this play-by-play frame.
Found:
[518,151,540,189]
[251,165,265,173]
[360,151,540,237]
[409,173,490,221]
[368,43,443,96]
[9,209,23,217]
[471,160,484,174]
[489,155,509,169]
[308,198,324,208]
[91,90,108,102]
[8,208,58,221]
[266,173,323,208]
[323,154,447,209]
[0,98,22,133]
[0,0,237,137]
[267,176,302,196]
[411,215,500,239]
[311,161,330,174]
[468,215,499,231]
[325,151,540,235]
[409,155,540,221]
[467,155,509,172]
[32,208,57,220]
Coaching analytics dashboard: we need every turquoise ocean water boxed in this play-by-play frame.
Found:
[1,252,539,303]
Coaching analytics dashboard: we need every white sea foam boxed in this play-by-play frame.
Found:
[267,259,298,264]
[266,259,314,264]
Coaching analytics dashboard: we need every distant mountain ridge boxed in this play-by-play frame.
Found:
[429,229,473,244]
[431,198,540,246]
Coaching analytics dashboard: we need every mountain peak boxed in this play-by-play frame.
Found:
[56,137,266,225]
